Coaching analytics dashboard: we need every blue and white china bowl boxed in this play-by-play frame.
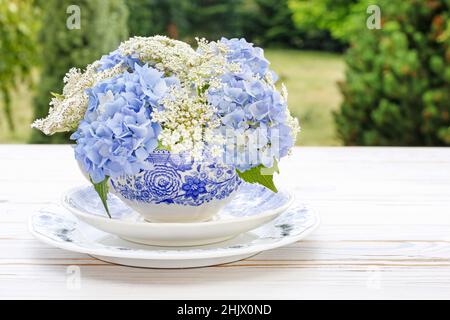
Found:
[30,200,319,268]
[61,183,293,246]
[103,151,242,222]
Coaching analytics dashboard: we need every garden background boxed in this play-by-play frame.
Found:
[0,0,449,146]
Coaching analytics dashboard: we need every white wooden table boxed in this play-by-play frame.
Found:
[1,145,450,299]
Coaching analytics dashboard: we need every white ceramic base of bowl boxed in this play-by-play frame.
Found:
[117,195,237,223]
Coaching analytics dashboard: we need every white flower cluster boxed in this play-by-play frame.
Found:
[190,38,240,90]
[119,36,238,89]
[119,36,197,81]
[153,86,224,160]
[31,62,124,135]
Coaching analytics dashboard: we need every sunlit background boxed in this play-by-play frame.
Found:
[0,0,448,146]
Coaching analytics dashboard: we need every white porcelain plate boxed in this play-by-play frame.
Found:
[61,183,294,246]
[29,201,319,268]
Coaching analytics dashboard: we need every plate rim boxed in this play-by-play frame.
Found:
[60,184,295,229]
[28,207,320,261]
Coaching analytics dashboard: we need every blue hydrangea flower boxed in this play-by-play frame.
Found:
[207,38,295,172]
[71,63,173,183]
[219,38,270,78]
[97,49,141,71]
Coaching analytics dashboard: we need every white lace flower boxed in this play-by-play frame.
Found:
[152,85,220,161]
[32,62,125,135]
[118,36,197,81]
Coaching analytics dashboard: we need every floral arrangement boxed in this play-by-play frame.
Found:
[32,36,300,211]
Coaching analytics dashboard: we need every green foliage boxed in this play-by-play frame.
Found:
[237,160,279,193]
[125,0,190,39]
[31,0,128,143]
[189,0,245,40]
[0,0,39,131]
[124,0,340,50]
[91,176,111,218]
[125,0,244,41]
[335,0,450,146]
[243,0,300,48]
[289,0,366,42]
[248,0,342,51]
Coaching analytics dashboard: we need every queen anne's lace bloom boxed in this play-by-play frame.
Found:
[152,86,223,160]
[118,36,197,80]
[31,62,125,135]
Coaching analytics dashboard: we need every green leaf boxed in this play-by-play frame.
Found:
[272,159,280,174]
[50,92,64,99]
[90,176,111,218]
[157,140,171,151]
[237,161,279,193]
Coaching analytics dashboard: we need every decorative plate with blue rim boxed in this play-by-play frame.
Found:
[61,182,294,246]
[29,200,319,268]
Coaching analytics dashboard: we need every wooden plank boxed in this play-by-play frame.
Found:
[2,264,450,299]
[3,233,450,264]
[1,146,450,299]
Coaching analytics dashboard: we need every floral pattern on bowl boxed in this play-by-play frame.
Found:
[109,150,242,222]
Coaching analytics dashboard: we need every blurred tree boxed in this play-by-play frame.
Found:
[189,0,244,40]
[126,0,243,42]
[0,0,39,131]
[126,0,157,36]
[245,0,344,51]
[31,0,128,143]
[289,0,365,42]
[335,0,450,146]
[125,0,191,39]
[125,0,343,50]
[244,0,301,47]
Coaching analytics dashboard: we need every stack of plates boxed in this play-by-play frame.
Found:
[29,183,319,268]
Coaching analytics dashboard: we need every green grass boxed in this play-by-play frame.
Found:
[266,49,344,146]
[0,50,345,145]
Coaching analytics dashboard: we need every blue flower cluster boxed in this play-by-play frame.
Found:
[219,37,270,79]
[207,38,294,171]
[97,49,140,71]
[71,63,175,183]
